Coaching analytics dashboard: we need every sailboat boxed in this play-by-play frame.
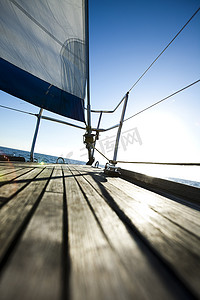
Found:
[0,0,94,163]
[0,0,200,170]
[0,1,200,299]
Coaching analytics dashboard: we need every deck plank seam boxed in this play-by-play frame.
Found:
[0,168,25,177]
[69,167,181,295]
[150,206,200,241]
[67,166,116,252]
[61,166,70,300]
[120,176,200,210]
[45,190,63,194]
[0,168,35,187]
[149,188,200,210]
[1,164,199,299]
[103,179,200,297]
[78,170,198,299]
[0,167,46,208]
[106,179,200,241]
[0,167,54,273]
[119,170,200,206]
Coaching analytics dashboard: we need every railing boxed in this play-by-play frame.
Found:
[1,7,200,165]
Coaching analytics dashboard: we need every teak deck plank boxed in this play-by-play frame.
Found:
[46,167,63,194]
[0,162,199,300]
[0,167,34,183]
[75,165,200,235]
[108,177,200,233]
[0,180,63,300]
[0,167,25,177]
[0,167,52,261]
[64,167,136,300]
[68,167,188,299]
[0,168,43,201]
[76,166,200,298]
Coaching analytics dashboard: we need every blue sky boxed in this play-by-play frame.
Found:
[0,0,200,165]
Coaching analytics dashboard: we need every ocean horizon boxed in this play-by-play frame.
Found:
[0,145,200,189]
[0,145,86,165]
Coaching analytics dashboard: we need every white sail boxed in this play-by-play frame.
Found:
[0,0,86,122]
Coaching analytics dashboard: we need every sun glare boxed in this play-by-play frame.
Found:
[117,110,196,163]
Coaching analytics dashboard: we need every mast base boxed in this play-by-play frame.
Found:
[86,157,95,165]
[83,132,95,166]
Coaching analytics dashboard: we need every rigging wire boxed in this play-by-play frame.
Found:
[124,79,200,123]
[88,8,200,120]
[94,79,200,132]
[114,161,200,165]
[88,143,110,162]
[127,7,200,94]
[0,104,36,116]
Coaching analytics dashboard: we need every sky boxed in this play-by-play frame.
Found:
[0,0,200,166]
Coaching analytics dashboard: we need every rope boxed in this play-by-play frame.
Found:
[88,143,110,162]
[0,104,36,116]
[127,7,200,94]
[115,161,200,166]
[93,79,199,164]
[124,79,200,122]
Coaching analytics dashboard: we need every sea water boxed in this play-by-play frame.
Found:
[0,146,85,165]
[0,146,200,189]
[118,162,200,189]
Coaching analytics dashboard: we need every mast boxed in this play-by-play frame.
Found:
[84,0,95,165]
[85,0,91,130]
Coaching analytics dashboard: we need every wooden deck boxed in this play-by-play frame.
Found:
[0,162,199,300]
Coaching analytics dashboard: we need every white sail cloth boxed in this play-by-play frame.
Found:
[0,0,86,121]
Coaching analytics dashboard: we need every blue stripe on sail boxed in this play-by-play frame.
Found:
[0,58,85,123]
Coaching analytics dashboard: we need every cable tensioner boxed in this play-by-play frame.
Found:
[104,163,121,177]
